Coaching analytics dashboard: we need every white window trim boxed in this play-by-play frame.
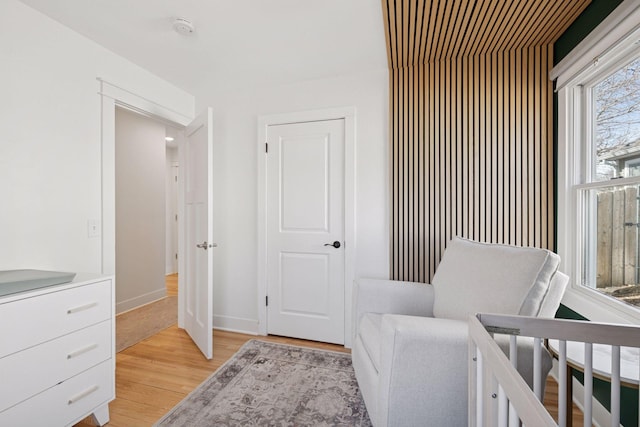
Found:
[551,0,640,90]
[555,2,640,324]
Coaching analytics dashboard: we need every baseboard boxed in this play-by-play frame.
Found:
[116,288,167,315]
[213,314,259,335]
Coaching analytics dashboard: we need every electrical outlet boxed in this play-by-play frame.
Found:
[88,219,101,238]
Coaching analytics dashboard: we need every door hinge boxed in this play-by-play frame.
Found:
[175,214,178,221]
[265,142,268,153]
[266,295,269,306]
[175,253,178,260]
[174,175,177,182]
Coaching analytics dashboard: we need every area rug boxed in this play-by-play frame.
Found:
[116,295,177,352]
[154,340,372,426]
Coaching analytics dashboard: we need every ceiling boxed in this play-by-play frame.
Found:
[18,0,594,95]
[19,0,388,95]
[382,0,592,68]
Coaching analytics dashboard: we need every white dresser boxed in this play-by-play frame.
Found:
[0,274,115,426]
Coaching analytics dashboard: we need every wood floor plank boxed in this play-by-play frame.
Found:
[114,381,184,409]
[165,274,178,297]
[543,375,587,426]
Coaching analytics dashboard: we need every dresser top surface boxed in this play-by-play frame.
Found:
[0,270,111,299]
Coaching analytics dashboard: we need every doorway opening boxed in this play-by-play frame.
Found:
[100,79,214,359]
[113,106,183,351]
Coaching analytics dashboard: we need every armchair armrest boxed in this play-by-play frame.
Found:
[352,278,434,340]
[377,315,469,426]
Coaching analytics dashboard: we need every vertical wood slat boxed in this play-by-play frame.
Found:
[514,48,523,247]
[624,187,637,285]
[382,0,590,281]
[597,190,613,288]
[392,66,399,280]
[612,189,625,286]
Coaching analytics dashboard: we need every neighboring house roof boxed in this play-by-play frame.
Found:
[598,138,640,162]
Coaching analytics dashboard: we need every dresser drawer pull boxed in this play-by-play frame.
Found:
[67,385,99,405]
[67,343,99,359]
[67,302,98,314]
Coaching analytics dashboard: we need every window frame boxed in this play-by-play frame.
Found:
[556,1,640,324]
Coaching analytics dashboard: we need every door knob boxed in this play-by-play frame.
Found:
[196,241,213,250]
[324,241,341,249]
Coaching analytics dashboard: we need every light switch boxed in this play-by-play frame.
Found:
[88,219,101,237]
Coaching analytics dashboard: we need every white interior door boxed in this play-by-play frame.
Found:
[266,119,345,344]
[182,108,213,359]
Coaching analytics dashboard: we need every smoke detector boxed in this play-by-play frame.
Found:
[173,18,195,35]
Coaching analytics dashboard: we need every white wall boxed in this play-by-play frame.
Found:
[196,68,390,334]
[0,0,194,274]
[115,108,167,313]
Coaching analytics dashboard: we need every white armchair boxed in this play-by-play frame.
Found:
[352,237,569,426]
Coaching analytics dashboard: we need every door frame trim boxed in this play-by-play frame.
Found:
[98,78,191,324]
[257,107,356,348]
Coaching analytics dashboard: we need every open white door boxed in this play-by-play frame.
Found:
[182,108,213,359]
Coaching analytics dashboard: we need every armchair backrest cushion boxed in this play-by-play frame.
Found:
[431,237,560,321]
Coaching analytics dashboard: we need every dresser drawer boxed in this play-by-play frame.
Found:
[0,320,111,412]
[0,280,111,358]
[0,359,113,427]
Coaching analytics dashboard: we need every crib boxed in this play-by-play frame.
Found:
[469,313,640,426]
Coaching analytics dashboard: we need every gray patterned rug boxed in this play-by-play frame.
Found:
[155,340,372,426]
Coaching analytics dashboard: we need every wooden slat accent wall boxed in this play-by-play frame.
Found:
[384,0,590,282]
[390,48,554,282]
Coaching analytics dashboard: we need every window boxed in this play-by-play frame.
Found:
[580,55,640,310]
[555,3,640,322]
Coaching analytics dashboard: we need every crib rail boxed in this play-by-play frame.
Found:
[468,313,640,427]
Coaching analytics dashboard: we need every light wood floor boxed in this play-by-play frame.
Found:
[75,274,585,426]
[544,376,587,426]
[165,273,178,297]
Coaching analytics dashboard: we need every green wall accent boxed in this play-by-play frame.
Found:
[554,0,623,64]
[555,304,588,320]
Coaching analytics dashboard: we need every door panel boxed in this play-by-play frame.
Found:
[267,119,345,344]
[280,136,329,231]
[280,252,329,316]
[183,108,213,359]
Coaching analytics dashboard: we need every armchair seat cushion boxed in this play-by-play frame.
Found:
[359,313,383,372]
[432,237,560,320]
